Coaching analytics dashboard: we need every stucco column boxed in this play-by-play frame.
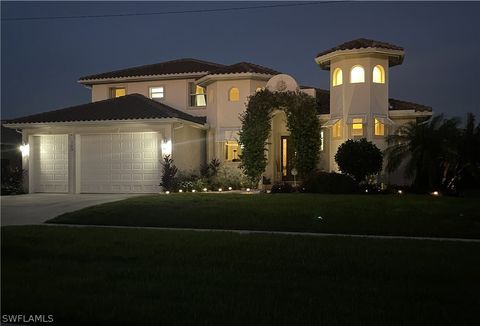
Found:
[74,134,82,194]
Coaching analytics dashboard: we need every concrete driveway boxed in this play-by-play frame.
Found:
[1,194,140,226]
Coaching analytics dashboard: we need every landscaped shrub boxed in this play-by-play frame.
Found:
[159,155,178,192]
[214,166,248,190]
[301,172,358,194]
[271,182,294,193]
[176,170,206,192]
[1,167,26,195]
[335,139,383,183]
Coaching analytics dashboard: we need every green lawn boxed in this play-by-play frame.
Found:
[2,225,479,325]
[48,193,480,239]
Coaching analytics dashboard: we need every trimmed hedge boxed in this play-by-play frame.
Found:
[301,172,358,194]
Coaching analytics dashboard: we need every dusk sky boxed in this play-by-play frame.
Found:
[1,1,479,120]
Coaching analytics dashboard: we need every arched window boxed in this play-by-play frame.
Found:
[229,87,240,101]
[332,68,343,86]
[350,65,365,83]
[373,65,385,84]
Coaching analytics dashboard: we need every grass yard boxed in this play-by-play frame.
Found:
[48,193,480,239]
[2,225,480,325]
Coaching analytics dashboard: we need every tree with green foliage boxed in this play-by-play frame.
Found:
[334,139,383,183]
[159,155,178,191]
[239,89,321,186]
[385,113,479,192]
[385,115,446,191]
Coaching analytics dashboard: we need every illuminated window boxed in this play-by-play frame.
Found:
[350,65,365,83]
[229,87,240,102]
[352,118,363,136]
[189,83,206,107]
[110,87,126,98]
[374,118,385,136]
[282,138,288,176]
[149,86,164,100]
[373,65,385,84]
[332,68,343,86]
[332,120,342,138]
[225,140,241,162]
[320,130,324,151]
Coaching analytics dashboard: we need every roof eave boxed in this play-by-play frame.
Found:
[3,117,208,130]
[315,48,405,70]
[196,72,275,86]
[78,71,210,86]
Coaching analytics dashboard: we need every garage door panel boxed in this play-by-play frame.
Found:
[33,135,69,193]
[81,132,161,193]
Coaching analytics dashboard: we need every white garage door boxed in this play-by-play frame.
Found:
[32,135,69,193]
[80,133,161,193]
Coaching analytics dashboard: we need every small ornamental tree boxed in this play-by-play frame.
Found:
[334,139,383,183]
[160,154,178,191]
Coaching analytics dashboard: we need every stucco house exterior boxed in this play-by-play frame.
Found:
[4,38,432,193]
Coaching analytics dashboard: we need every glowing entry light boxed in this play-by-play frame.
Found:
[165,191,170,195]
[432,191,439,196]
[161,140,172,157]
[218,188,223,192]
[179,189,183,193]
[246,188,251,192]
[397,190,403,195]
[228,187,233,191]
[203,188,208,192]
[19,144,30,157]
[192,189,196,193]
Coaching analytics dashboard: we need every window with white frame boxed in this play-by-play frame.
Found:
[351,118,364,136]
[374,118,385,136]
[189,82,206,107]
[149,86,165,100]
[110,87,126,98]
[332,120,342,138]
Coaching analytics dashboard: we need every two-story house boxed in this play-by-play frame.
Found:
[4,38,432,193]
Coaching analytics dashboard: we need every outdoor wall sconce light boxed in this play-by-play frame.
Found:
[19,143,29,157]
[161,140,172,157]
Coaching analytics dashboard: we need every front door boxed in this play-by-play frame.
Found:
[281,136,294,181]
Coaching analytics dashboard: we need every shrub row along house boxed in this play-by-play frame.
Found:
[4,38,432,193]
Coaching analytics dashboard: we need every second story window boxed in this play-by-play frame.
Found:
[149,87,165,100]
[373,65,385,84]
[332,68,343,86]
[350,65,365,83]
[229,87,240,102]
[110,87,126,98]
[189,83,206,107]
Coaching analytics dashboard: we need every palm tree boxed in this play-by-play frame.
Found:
[385,115,458,192]
[385,113,479,193]
[446,113,480,190]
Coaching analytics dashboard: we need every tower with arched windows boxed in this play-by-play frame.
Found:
[315,38,405,170]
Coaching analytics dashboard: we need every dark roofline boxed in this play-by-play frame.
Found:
[5,94,206,125]
[316,38,404,58]
[78,58,225,82]
[207,61,282,76]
